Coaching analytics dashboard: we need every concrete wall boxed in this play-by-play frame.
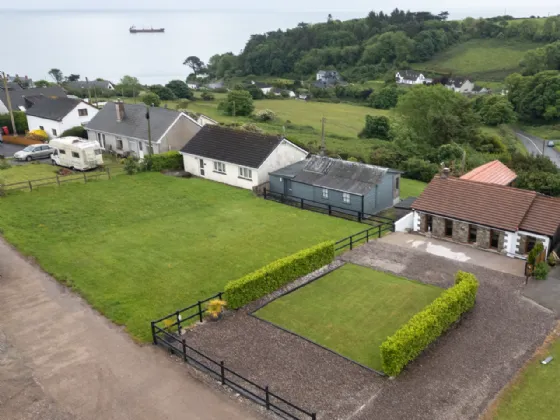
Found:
[395,212,414,232]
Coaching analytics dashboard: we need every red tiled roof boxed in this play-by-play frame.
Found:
[460,160,517,185]
[413,177,536,232]
[520,195,560,236]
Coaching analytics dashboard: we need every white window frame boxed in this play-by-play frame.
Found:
[213,161,226,174]
[322,188,329,199]
[238,167,252,180]
[342,192,350,203]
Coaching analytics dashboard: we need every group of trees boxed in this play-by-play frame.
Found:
[506,70,560,121]
[520,41,560,75]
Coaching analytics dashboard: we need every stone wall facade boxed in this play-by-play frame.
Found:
[498,231,506,253]
[517,235,527,255]
[420,214,427,232]
[432,216,446,237]
[452,220,469,243]
[476,227,491,249]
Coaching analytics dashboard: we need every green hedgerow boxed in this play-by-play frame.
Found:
[380,271,479,376]
[225,241,335,309]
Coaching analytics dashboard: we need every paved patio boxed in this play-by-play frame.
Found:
[523,266,560,315]
[380,232,526,277]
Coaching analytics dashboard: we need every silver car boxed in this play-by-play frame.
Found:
[13,144,55,161]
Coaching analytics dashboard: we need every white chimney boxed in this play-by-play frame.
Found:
[115,100,125,122]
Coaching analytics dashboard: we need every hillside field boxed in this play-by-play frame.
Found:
[412,39,544,81]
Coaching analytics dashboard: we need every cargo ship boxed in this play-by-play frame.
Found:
[129,26,165,33]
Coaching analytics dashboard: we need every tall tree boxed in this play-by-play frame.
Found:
[142,92,161,107]
[218,90,254,116]
[183,56,205,76]
[48,68,64,84]
[120,75,141,86]
[66,74,80,82]
[166,80,193,99]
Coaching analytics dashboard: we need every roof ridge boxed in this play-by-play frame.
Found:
[442,176,533,195]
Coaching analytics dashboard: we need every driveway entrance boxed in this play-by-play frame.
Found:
[380,232,526,277]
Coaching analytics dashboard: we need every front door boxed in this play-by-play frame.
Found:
[283,179,292,196]
[199,159,205,176]
[129,141,139,157]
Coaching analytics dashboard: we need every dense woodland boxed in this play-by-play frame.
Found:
[201,12,560,82]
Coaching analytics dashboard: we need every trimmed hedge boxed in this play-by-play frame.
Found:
[225,241,335,309]
[146,151,183,172]
[380,271,479,376]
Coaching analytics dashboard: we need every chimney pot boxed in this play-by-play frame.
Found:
[441,167,450,179]
[115,100,125,122]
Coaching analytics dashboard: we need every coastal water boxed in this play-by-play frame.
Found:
[2,6,560,85]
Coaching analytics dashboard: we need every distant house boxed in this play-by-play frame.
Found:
[207,81,225,90]
[0,86,67,113]
[460,160,517,186]
[25,97,99,139]
[187,83,200,90]
[196,114,218,127]
[395,70,432,85]
[5,74,34,88]
[406,171,560,258]
[180,125,308,190]
[471,85,489,94]
[316,70,340,81]
[269,156,402,215]
[314,70,345,89]
[252,81,273,95]
[67,80,115,91]
[446,77,474,93]
[86,101,201,157]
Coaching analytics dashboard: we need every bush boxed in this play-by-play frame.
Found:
[26,129,49,142]
[402,158,439,182]
[218,90,254,116]
[548,252,557,267]
[61,126,87,139]
[254,109,276,122]
[142,92,161,107]
[144,151,183,172]
[534,262,550,280]
[0,111,29,134]
[0,158,11,170]
[201,92,215,101]
[380,271,479,376]
[241,123,263,133]
[527,242,545,265]
[225,241,335,309]
[123,157,139,175]
[359,115,391,140]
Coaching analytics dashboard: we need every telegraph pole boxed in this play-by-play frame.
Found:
[86,77,92,106]
[1,72,17,135]
[146,105,153,156]
[320,116,326,156]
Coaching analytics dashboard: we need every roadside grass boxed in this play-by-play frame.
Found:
[400,178,426,198]
[482,125,528,156]
[255,263,442,371]
[0,173,361,342]
[490,328,560,420]
[411,39,544,81]
[518,124,560,140]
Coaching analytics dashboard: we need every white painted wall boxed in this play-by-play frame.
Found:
[27,102,98,138]
[182,153,259,189]
[257,139,308,184]
[197,115,218,127]
[507,230,551,258]
[395,212,414,232]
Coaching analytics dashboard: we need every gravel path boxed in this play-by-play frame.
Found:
[186,240,555,420]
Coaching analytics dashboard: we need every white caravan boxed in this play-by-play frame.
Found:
[49,137,104,170]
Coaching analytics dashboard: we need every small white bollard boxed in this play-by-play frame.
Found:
[541,356,553,365]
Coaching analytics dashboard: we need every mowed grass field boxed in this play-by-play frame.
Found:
[399,178,426,198]
[0,173,362,341]
[256,263,442,371]
[0,163,59,185]
[490,332,560,420]
[412,39,544,81]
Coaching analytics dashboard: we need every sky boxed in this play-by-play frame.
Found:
[1,0,559,17]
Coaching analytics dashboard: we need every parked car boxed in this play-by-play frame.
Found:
[547,141,555,147]
[13,144,55,161]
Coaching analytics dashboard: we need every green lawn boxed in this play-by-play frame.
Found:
[0,173,362,341]
[0,163,59,185]
[491,334,560,420]
[412,39,544,81]
[255,263,442,371]
[400,178,426,198]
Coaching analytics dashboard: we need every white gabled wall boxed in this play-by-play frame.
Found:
[181,153,259,190]
[27,102,99,138]
[257,139,307,184]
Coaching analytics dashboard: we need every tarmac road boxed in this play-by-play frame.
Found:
[515,130,560,168]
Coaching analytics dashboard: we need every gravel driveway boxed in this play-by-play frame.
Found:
[187,239,555,420]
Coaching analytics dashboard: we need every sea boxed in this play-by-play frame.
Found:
[2,7,560,85]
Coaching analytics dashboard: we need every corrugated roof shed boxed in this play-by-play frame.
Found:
[460,160,517,185]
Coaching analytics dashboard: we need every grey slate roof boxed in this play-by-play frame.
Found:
[397,70,422,80]
[67,80,113,90]
[181,125,286,168]
[0,86,67,110]
[86,102,185,142]
[271,155,399,195]
[26,97,85,121]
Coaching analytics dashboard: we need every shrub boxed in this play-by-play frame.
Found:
[144,151,183,172]
[0,111,28,134]
[225,241,335,309]
[206,299,227,319]
[534,262,550,280]
[61,126,87,139]
[123,157,139,175]
[359,115,391,139]
[380,271,479,376]
[402,158,439,182]
[241,123,263,133]
[0,158,11,170]
[175,100,190,110]
[548,252,557,267]
[527,242,544,265]
[142,92,161,107]
[201,92,215,101]
[254,109,276,122]
[26,129,49,142]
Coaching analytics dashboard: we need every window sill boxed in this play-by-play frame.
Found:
[213,171,226,175]
[238,176,253,181]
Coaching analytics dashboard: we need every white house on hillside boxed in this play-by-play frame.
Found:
[395,70,432,85]
[180,125,308,190]
[25,97,99,138]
